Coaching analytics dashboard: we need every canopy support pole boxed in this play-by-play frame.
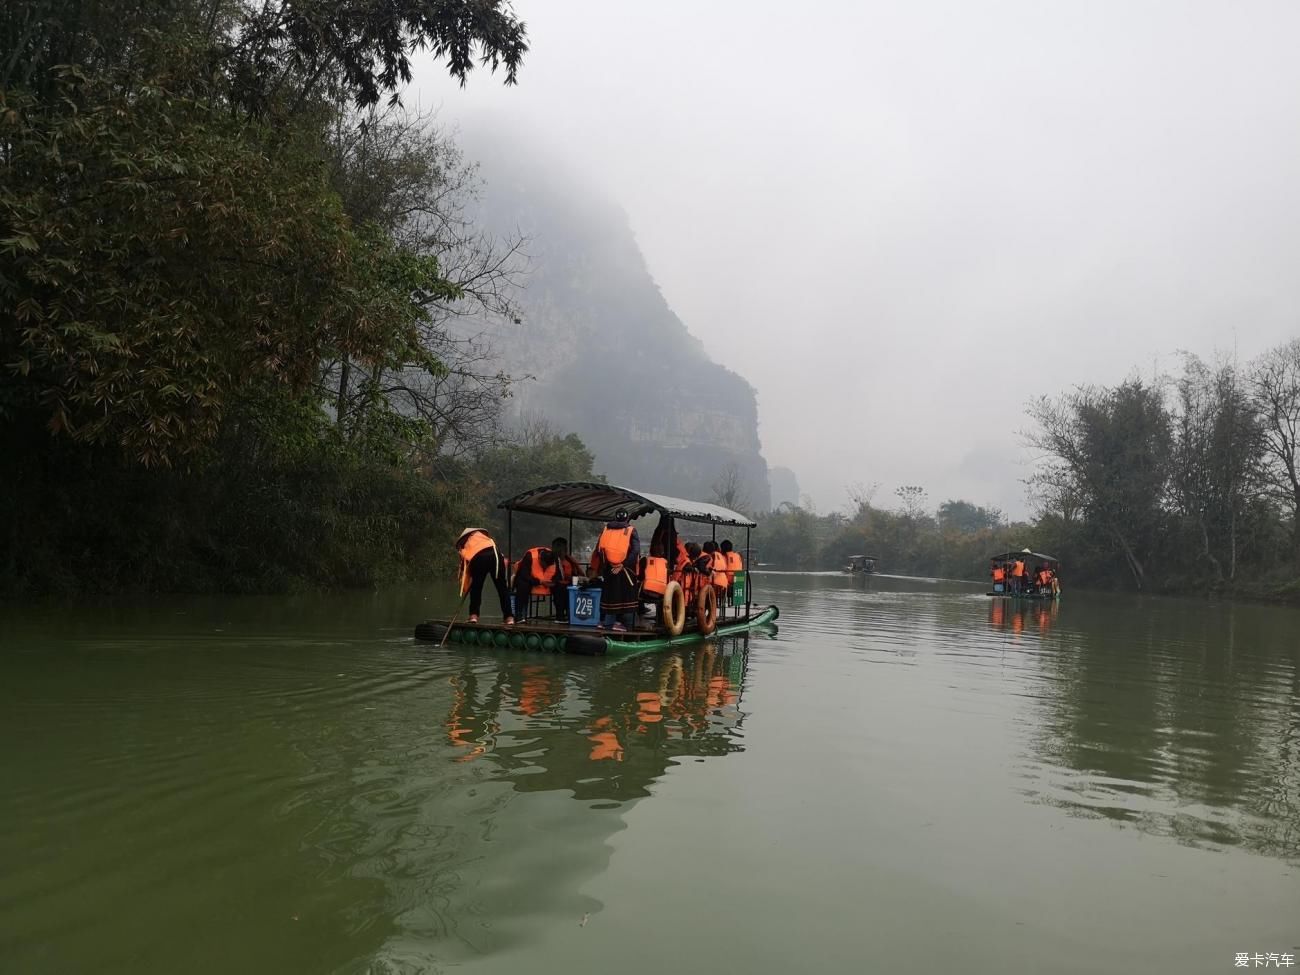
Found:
[568,517,573,558]
[745,526,751,617]
[507,509,513,580]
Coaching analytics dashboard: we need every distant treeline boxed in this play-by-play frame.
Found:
[0,0,611,595]
[757,495,1019,581]
[758,342,1300,601]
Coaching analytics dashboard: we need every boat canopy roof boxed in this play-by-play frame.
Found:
[499,481,756,528]
[990,548,1059,564]
[847,554,879,560]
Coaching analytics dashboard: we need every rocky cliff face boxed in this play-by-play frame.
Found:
[465,132,770,511]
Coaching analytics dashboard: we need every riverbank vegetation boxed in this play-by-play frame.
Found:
[0,0,609,595]
[759,344,1300,601]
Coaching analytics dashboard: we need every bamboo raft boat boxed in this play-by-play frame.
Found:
[414,604,780,656]
[987,548,1062,600]
[415,481,780,656]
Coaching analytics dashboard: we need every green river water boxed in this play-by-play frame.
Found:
[1,573,1296,974]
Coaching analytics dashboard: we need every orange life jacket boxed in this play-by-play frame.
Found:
[709,551,728,589]
[724,551,742,582]
[643,556,668,596]
[519,546,563,595]
[1037,569,1051,586]
[457,531,497,595]
[596,525,634,572]
[673,559,706,597]
[1012,560,1025,578]
[674,539,690,572]
[992,566,1005,582]
[458,530,494,562]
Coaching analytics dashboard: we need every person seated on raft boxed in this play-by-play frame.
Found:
[512,538,581,623]
[644,516,677,618]
[991,561,1006,591]
[635,555,657,618]
[720,539,742,605]
[455,527,513,625]
[591,509,641,632]
[678,542,712,598]
[702,540,729,609]
[673,535,692,573]
[1034,564,1054,594]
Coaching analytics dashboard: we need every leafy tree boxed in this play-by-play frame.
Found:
[321,104,525,459]
[894,485,928,519]
[1250,338,1300,558]
[1027,380,1171,589]
[0,0,532,593]
[937,499,1003,534]
[1170,355,1263,583]
[2,0,527,108]
[475,414,602,551]
[710,463,752,515]
[1,72,444,465]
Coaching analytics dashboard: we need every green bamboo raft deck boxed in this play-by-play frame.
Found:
[414,604,780,656]
[985,591,1061,600]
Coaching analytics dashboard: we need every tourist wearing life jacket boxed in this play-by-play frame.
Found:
[593,509,640,631]
[690,542,713,597]
[702,540,729,603]
[1036,565,1055,593]
[645,517,679,619]
[720,539,743,604]
[640,554,669,600]
[1011,558,1026,593]
[675,541,708,598]
[455,528,513,624]
[674,537,691,573]
[991,562,1006,592]
[720,539,742,582]
[513,537,581,623]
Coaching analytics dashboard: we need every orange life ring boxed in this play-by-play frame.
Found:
[696,584,717,635]
[662,580,686,636]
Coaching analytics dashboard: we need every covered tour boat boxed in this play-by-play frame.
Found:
[844,555,878,574]
[414,482,780,656]
[987,548,1061,599]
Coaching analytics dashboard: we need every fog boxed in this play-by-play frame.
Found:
[414,0,1300,518]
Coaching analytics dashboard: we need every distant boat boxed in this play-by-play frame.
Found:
[987,548,1060,599]
[844,555,878,575]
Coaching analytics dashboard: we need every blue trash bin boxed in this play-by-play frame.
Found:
[567,586,601,628]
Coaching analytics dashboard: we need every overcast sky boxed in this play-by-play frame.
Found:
[415,0,1300,518]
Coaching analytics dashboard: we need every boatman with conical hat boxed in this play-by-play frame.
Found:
[454,527,513,625]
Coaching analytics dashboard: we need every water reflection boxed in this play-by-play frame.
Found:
[4,580,1296,975]
[987,597,1060,637]
[443,638,753,800]
[334,635,761,973]
[0,604,766,975]
[1022,597,1300,861]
